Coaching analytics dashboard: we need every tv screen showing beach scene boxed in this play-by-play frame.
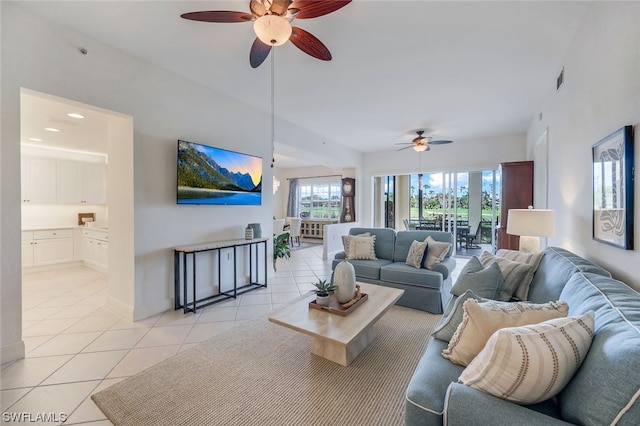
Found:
[177,140,262,205]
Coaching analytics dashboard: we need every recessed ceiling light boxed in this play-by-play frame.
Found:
[29,138,43,142]
[67,112,85,119]
[45,127,60,132]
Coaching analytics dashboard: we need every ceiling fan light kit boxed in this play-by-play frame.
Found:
[254,15,292,46]
[181,0,352,68]
[395,130,453,152]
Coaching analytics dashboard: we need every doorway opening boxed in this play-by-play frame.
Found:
[20,88,135,321]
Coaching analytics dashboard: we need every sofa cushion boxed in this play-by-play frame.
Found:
[557,272,640,426]
[442,299,569,366]
[459,311,594,404]
[527,247,611,303]
[379,263,442,290]
[479,251,535,301]
[405,337,465,425]
[451,257,503,299]
[332,258,392,280]
[405,240,429,268]
[348,227,395,261]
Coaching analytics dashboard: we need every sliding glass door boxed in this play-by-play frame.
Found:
[377,169,501,256]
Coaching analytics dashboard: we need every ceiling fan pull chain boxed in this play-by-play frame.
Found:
[271,47,276,168]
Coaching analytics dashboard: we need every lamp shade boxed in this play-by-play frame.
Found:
[506,208,556,237]
[413,144,427,152]
[253,15,292,46]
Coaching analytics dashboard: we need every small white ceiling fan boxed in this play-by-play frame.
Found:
[395,130,453,152]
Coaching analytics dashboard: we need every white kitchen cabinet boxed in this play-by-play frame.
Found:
[82,229,108,272]
[57,160,107,204]
[21,156,57,204]
[22,229,74,267]
[22,233,35,268]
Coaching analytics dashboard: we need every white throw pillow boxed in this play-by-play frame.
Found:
[459,311,595,404]
[479,251,535,302]
[405,240,428,269]
[423,236,451,269]
[345,235,377,260]
[495,249,545,272]
[442,299,569,366]
[342,232,371,255]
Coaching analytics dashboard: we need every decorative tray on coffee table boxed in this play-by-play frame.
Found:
[308,293,368,316]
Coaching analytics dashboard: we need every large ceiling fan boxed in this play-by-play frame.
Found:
[395,130,453,152]
[181,0,352,68]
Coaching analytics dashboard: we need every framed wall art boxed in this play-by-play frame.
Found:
[592,125,634,249]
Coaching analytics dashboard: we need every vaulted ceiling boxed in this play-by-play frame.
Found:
[17,1,588,161]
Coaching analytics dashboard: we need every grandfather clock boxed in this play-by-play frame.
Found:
[341,178,355,222]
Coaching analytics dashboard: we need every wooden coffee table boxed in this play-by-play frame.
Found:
[268,282,404,366]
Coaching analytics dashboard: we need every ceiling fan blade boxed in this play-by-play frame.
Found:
[181,11,253,23]
[290,27,331,61]
[250,0,268,17]
[270,0,294,16]
[397,146,414,152]
[394,142,413,146]
[430,140,453,145]
[250,38,272,68]
[291,0,352,19]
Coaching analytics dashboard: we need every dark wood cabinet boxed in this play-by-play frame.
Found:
[497,161,534,250]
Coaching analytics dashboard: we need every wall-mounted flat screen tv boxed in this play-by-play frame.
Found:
[177,140,262,205]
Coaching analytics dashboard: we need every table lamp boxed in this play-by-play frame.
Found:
[506,207,555,253]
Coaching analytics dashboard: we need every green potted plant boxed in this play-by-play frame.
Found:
[273,231,291,271]
[312,279,336,306]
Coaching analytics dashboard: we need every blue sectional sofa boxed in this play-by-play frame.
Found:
[405,246,640,425]
[332,227,455,314]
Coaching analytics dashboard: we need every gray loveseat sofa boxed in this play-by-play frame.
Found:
[332,227,455,314]
[405,246,640,425]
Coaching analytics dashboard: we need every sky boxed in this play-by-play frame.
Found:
[408,171,501,196]
[194,142,262,186]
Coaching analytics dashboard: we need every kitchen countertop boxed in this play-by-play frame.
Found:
[22,226,108,231]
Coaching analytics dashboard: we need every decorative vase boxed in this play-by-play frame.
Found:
[244,226,254,240]
[316,295,330,306]
[334,260,357,303]
[249,223,262,238]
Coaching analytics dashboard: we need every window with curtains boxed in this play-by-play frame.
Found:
[299,183,342,219]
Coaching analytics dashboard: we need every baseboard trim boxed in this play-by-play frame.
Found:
[0,340,25,365]
[105,296,134,322]
[22,261,83,274]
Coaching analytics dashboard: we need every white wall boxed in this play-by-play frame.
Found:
[359,133,527,226]
[0,3,361,361]
[527,2,640,290]
[273,166,357,219]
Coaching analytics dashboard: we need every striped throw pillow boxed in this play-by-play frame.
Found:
[458,311,594,404]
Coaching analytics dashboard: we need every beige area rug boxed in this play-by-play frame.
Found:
[92,306,441,426]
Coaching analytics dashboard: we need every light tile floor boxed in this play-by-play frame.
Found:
[2,245,467,425]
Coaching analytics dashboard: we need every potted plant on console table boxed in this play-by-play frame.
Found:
[312,279,336,306]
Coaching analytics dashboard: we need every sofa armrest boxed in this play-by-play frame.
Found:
[334,251,346,260]
[444,383,571,426]
[431,256,455,280]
